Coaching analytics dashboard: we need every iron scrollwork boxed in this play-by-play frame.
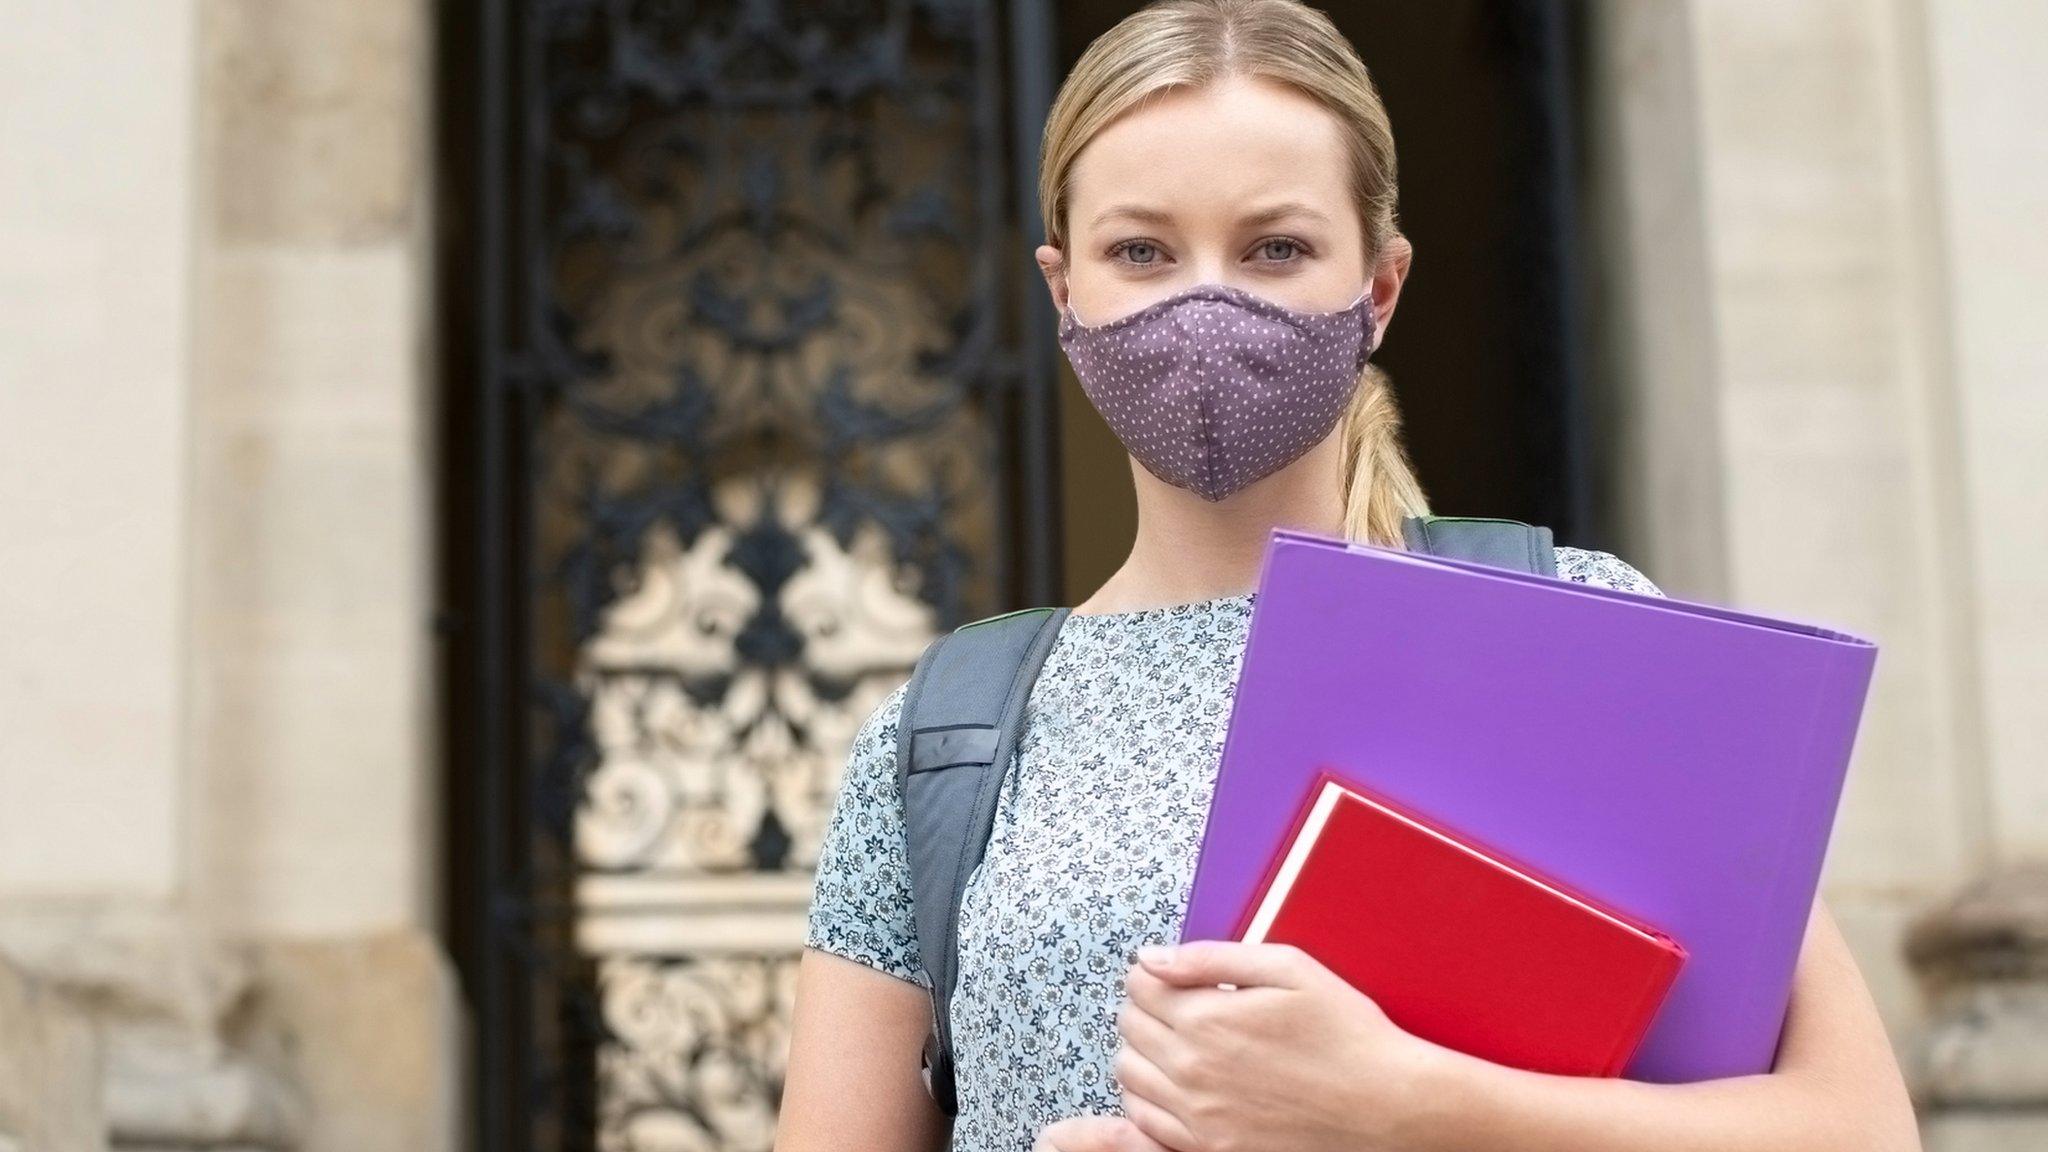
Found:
[473,0,1058,1148]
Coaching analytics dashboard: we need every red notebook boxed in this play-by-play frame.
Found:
[1235,769,1687,1077]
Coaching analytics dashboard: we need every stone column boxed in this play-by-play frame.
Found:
[1589,1,2048,1124]
[1590,0,1984,1060]
[1895,4,2048,1140]
[184,1,461,1148]
[0,0,458,1147]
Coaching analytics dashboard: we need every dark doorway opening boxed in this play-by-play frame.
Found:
[434,2,1062,1149]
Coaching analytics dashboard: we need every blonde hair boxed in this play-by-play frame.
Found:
[1039,0,1431,546]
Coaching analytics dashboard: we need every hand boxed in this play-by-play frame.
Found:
[1112,940,1449,1152]
[1034,1114,1176,1151]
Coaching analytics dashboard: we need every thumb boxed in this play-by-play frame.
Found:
[1137,939,1308,989]
[1034,1114,1169,1152]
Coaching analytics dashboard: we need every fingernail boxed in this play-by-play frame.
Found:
[1137,944,1174,966]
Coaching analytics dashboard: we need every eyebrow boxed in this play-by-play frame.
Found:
[1087,201,1335,229]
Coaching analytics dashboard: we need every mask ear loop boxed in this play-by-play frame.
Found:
[1356,292,1381,372]
[1050,254,1083,326]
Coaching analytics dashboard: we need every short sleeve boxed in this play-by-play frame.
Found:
[803,679,929,987]
[1553,545,1667,598]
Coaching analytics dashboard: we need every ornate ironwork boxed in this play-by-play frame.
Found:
[463,0,1059,1147]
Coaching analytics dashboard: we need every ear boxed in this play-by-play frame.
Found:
[1036,244,1069,313]
[1367,234,1414,353]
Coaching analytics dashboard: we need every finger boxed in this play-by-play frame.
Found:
[1113,1041,1193,1135]
[1139,939,1308,989]
[1122,960,1180,1022]
[1033,1115,1099,1151]
[1128,963,1280,1033]
[1114,996,1180,1070]
[1034,1115,1160,1152]
[1120,1084,1201,1152]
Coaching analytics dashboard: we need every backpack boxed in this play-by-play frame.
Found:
[893,514,1556,1116]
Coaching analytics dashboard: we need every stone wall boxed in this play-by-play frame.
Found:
[0,955,100,1152]
[0,0,455,1148]
[1589,1,2048,1144]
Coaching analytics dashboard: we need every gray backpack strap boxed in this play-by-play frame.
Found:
[896,604,1070,1117]
[1400,513,1556,577]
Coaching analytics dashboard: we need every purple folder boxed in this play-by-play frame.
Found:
[1179,526,1878,1082]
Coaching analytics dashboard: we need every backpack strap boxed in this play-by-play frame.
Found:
[896,604,1070,1117]
[1399,513,1556,577]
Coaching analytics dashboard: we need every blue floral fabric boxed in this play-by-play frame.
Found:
[802,545,1665,1150]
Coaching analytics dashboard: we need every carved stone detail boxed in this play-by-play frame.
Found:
[1906,865,2048,1151]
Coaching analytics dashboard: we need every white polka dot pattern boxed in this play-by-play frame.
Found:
[1058,281,1377,502]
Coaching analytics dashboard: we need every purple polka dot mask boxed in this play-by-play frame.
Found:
[1056,280,1377,502]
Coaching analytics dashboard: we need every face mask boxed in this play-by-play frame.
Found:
[1057,280,1377,502]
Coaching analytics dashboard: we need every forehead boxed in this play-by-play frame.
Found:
[1067,74,1354,231]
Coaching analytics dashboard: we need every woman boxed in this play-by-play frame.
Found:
[778,2,1922,1150]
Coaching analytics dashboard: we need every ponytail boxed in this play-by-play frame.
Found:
[1337,363,1430,546]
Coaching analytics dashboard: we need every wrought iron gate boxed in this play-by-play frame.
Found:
[445,1,1060,1148]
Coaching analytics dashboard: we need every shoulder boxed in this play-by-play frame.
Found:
[862,677,910,747]
[812,678,912,833]
[836,679,910,797]
[1552,544,1665,598]
[804,676,927,985]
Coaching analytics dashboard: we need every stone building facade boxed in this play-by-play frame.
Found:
[0,1,2042,1149]
[0,1,454,1148]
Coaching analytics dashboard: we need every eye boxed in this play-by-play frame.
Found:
[1252,236,1310,263]
[1106,239,1165,266]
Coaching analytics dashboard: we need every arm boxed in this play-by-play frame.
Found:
[776,681,952,1151]
[1404,553,1917,1151]
[1406,896,1921,1152]
[1091,553,1924,1152]
[1107,899,1921,1152]
[780,948,951,1152]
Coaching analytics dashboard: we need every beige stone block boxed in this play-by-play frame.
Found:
[1921,0,2048,858]
[185,411,429,933]
[187,242,433,935]
[1915,982,2048,1106]
[1901,866,2048,1143]
[0,0,195,904]
[1923,1115,2048,1152]
[1581,0,1731,602]
[0,904,317,1149]
[0,953,103,1152]
[1684,0,1986,906]
[194,636,427,934]
[241,930,461,1152]
[200,0,425,244]
[0,904,249,1049]
[1828,889,1935,1073]
[199,245,423,432]
[191,412,426,656]
[105,1057,303,1150]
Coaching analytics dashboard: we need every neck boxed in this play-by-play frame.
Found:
[1077,432,1347,614]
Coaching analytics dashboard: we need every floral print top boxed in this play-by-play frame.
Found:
[802,545,1666,1151]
